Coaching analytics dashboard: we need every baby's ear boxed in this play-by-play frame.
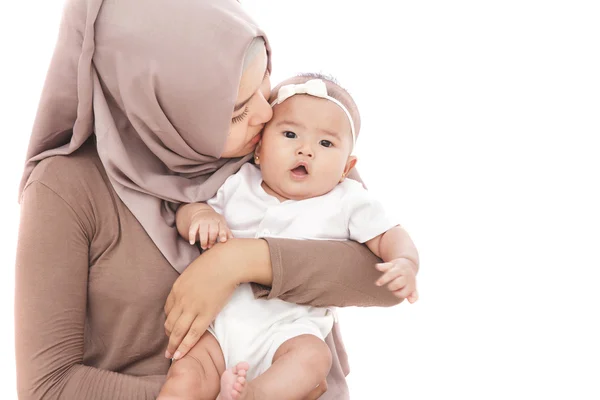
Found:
[340,156,357,182]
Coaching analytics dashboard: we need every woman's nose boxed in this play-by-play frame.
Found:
[249,92,273,126]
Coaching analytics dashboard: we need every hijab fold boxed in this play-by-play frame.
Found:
[19,0,270,273]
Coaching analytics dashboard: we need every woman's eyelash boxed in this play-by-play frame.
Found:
[231,106,249,124]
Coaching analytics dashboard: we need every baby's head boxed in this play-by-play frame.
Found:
[254,73,361,201]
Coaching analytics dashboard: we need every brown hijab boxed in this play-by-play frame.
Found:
[19,0,270,272]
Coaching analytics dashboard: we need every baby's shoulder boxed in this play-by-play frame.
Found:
[331,178,369,199]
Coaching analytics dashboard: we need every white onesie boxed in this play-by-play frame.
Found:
[207,163,397,379]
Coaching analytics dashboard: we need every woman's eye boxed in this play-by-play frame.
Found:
[231,106,249,124]
[284,131,297,139]
[320,140,333,148]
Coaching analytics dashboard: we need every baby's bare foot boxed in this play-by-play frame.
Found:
[217,362,250,400]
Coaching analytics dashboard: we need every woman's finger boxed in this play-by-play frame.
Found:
[166,312,195,359]
[163,303,183,339]
[173,317,211,360]
[164,290,174,315]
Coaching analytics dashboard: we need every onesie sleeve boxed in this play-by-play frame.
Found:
[343,181,399,243]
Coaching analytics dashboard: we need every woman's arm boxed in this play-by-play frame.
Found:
[256,237,405,307]
[16,182,163,400]
[164,236,403,359]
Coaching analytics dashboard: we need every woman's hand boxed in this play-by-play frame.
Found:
[163,239,272,360]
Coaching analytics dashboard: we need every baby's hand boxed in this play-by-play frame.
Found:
[187,209,233,250]
[375,258,419,303]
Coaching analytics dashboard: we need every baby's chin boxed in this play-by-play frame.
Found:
[276,184,337,202]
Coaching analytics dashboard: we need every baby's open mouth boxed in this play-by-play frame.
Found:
[291,165,308,175]
[291,164,308,178]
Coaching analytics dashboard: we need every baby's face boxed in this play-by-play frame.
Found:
[256,95,355,200]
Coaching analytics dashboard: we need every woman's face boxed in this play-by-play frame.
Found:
[220,47,273,158]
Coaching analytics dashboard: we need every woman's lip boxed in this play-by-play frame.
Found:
[250,133,261,144]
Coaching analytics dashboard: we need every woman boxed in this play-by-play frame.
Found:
[15,0,403,399]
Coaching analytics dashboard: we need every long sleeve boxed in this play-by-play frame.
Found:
[15,182,163,400]
[257,238,402,308]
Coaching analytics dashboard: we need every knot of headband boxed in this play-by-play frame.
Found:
[271,79,356,146]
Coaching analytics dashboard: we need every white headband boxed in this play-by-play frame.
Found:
[270,79,356,146]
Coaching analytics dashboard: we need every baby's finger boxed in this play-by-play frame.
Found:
[188,222,200,245]
[407,290,419,303]
[387,276,407,291]
[375,262,392,272]
[392,286,415,300]
[207,223,219,248]
[226,228,234,240]
[376,265,403,286]
[199,226,209,250]
[219,225,229,243]
[173,317,211,360]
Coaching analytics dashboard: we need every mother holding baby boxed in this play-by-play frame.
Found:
[15,0,413,399]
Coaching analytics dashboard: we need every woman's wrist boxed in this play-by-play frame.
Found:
[211,238,273,286]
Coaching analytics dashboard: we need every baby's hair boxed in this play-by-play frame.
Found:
[271,72,362,137]
[296,72,341,86]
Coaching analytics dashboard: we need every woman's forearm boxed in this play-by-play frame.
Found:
[210,238,273,286]
[257,238,402,308]
[211,235,404,308]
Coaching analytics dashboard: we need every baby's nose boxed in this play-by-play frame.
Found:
[296,146,313,158]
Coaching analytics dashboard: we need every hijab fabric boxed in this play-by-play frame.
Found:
[19,0,270,272]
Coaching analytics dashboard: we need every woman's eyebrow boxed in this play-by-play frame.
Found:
[234,69,270,112]
[233,96,252,112]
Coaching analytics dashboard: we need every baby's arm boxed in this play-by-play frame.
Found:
[176,203,233,250]
[366,226,419,302]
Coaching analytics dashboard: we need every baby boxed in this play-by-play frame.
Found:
[162,74,418,400]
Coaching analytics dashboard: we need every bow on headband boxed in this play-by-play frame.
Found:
[271,79,356,146]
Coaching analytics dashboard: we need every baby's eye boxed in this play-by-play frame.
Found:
[320,140,333,148]
[284,131,297,139]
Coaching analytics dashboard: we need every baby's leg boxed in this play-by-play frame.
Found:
[158,331,225,400]
[224,334,331,400]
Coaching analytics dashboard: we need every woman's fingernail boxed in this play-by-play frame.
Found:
[165,350,172,359]
[173,351,182,360]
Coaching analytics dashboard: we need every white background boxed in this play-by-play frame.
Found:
[1,1,599,399]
